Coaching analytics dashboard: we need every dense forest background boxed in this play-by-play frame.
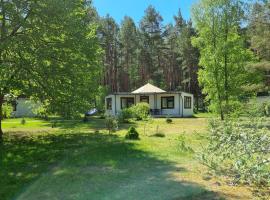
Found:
[91,0,270,111]
[90,6,202,108]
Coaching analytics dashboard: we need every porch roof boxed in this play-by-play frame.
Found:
[131,83,166,94]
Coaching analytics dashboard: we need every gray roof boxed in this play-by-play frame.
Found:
[132,83,166,94]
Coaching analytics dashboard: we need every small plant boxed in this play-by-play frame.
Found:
[83,116,89,122]
[105,115,118,134]
[99,114,106,119]
[2,103,13,119]
[152,132,165,137]
[166,117,173,124]
[177,135,194,153]
[21,118,26,125]
[51,121,57,128]
[117,108,132,123]
[125,126,139,140]
[152,125,165,137]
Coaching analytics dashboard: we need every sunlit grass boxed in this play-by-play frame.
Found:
[1,117,253,200]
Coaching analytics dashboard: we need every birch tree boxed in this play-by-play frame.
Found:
[192,0,258,119]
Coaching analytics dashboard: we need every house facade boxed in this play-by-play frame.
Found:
[105,83,194,117]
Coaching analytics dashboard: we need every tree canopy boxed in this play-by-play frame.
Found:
[192,0,261,119]
[0,0,102,137]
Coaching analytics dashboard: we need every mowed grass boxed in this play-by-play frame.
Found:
[0,117,254,200]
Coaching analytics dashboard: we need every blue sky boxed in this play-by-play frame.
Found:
[92,0,198,25]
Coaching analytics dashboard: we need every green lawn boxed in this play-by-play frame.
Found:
[0,117,253,200]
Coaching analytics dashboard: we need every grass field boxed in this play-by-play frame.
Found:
[0,117,254,200]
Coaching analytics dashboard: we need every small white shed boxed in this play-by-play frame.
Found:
[105,83,194,117]
[13,98,41,117]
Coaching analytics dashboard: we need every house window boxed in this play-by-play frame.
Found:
[140,96,149,103]
[121,97,134,109]
[161,96,174,109]
[106,98,112,110]
[184,96,192,109]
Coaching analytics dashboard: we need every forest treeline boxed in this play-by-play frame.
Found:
[92,6,202,107]
[92,1,270,110]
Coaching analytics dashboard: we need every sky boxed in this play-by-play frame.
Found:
[92,0,198,25]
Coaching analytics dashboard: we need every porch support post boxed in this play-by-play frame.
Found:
[154,93,157,109]
[114,94,117,115]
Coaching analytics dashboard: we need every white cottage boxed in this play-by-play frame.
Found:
[105,83,194,117]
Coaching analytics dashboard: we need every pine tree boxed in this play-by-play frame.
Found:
[139,6,165,87]
[99,15,120,92]
[119,16,139,91]
[248,0,270,94]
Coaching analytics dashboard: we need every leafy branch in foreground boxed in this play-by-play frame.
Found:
[200,117,270,197]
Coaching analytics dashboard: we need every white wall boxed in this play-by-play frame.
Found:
[156,93,182,116]
[182,92,194,117]
[105,92,194,117]
[105,95,116,115]
[13,98,41,117]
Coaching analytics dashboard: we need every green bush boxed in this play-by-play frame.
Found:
[35,104,49,120]
[105,115,118,134]
[166,117,173,124]
[262,101,270,117]
[152,125,165,137]
[130,103,150,120]
[2,103,13,119]
[152,132,165,137]
[238,100,270,118]
[99,113,106,119]
[118,108,132,123]
[177,135,194,153]
[125,126,139,140]
[201,117,270,194]
[21,118,26,125]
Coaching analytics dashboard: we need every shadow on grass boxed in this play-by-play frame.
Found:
[52,117,139,132]
[1,131,226,200]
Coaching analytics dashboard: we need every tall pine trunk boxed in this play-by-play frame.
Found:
[0,95,4,142]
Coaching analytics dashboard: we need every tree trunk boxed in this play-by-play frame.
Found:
[0,95,4,143]
[224,9,229,115]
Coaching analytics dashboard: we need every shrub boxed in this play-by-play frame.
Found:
[239,100,270,118]
[21,118,26,125]
[117,108,132,123]
[2,103,13,119]
[125,126,139,140]
[152,133,165,137]
[166,117,173,124]
[152,125,165,137]
[83,116,89,122]
[105,115,118,134]
[99,113,106,119]
[35,104,49,120]
[130,103,150,120]
[51,121,57,128]
[177,135,194,153]
[201,117,270,194]
[262,101,270,117]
